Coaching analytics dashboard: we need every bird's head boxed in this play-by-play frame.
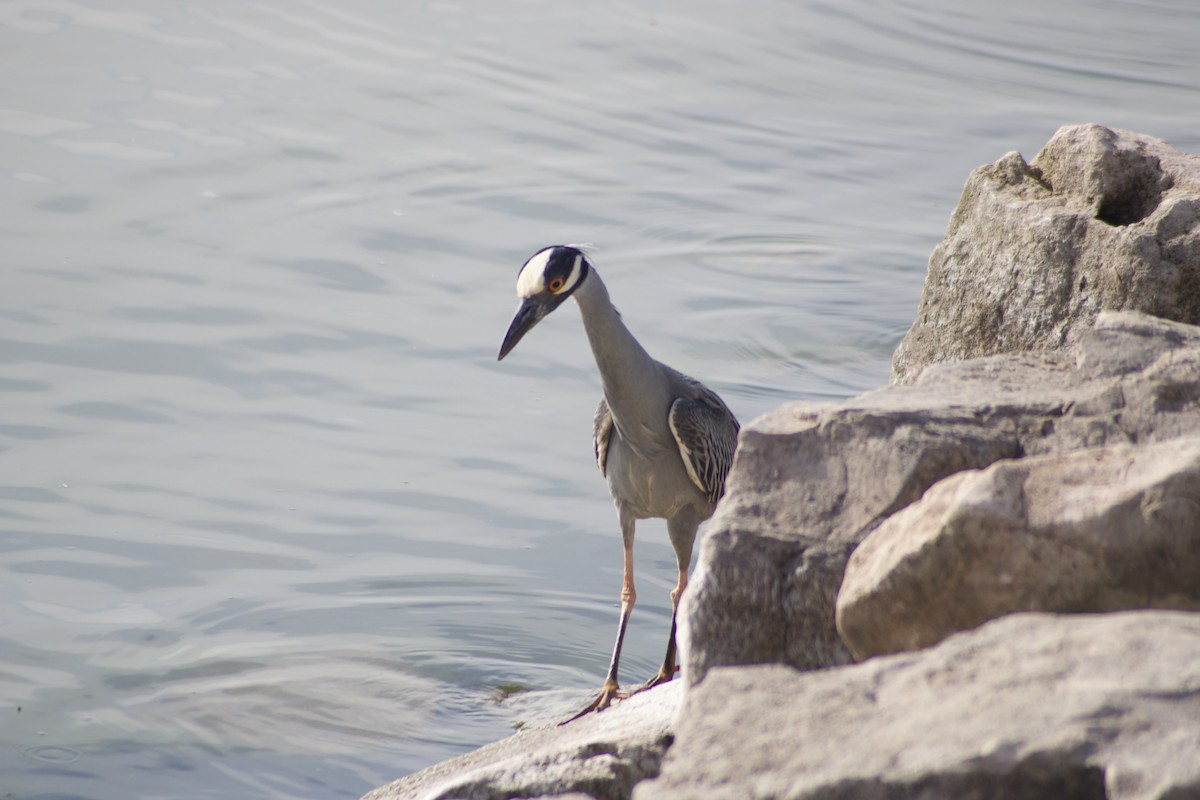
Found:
[497,245,590,361]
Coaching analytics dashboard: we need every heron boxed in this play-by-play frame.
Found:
[497,245,739,722]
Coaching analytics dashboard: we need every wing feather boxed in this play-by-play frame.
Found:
[668,384,740,506]
[592,397,613,476]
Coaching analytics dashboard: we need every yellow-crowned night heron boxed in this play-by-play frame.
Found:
[497,245,740,722]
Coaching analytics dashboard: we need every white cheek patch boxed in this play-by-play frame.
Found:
[558,254,582,293]
[516,248,553,298]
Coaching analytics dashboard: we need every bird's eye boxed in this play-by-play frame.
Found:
[548,277,566,293]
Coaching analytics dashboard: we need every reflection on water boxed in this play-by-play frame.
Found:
[2,1,1198,797]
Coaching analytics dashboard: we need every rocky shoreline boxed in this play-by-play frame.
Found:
[365,125,1200,800]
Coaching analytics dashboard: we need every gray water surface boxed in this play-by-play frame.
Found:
[3,1,1199,798]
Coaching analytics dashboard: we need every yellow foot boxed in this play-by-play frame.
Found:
[558,681,628,726]
[629,665,678,696]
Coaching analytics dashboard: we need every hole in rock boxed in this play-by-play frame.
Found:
[1095,156,1164,226]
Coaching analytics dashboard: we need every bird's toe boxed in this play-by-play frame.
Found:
[557,681,628,726]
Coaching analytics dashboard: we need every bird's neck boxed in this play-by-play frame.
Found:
[572,270,667,421]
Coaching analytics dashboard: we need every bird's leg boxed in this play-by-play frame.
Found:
[633,567,687,693]
[661,568,688,679]
[631,512,699,695]
[559,515,636,726]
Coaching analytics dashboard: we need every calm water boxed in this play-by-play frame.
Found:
[2,1,1198,797]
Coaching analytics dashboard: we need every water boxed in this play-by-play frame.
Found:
[2,1,1197,797]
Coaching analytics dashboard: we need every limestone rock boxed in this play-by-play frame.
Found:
[836,436,1200,659]
[679,401,1019,685]
[641,612,1200,800]
[892,124,1200,385]
[362,682,680,800]
[681,311,1200,686]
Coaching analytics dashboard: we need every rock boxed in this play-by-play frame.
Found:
[892,124,1200,385]
[836,436,1200,659]
[681,311,1200,686]
[362,682,680,800]
[641,611,1200,800]
[679,401,1019,685]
